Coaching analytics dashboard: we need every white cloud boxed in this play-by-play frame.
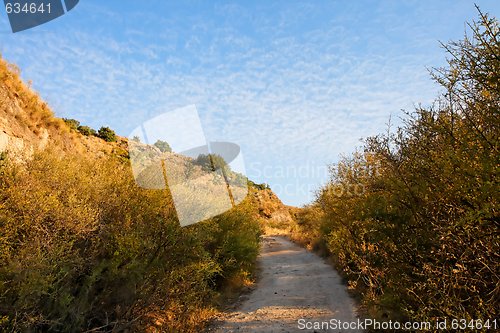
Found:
[3,0,495,204]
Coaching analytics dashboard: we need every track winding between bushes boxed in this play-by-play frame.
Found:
[210,236,362,332]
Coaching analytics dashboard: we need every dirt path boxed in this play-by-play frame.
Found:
[210,236,362,332]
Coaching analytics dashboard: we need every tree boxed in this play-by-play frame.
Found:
[97,126,117,142]
[154,140,172,153]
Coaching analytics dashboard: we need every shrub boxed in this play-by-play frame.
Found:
[77,125,96,136]
[194,154,229,172]
[248,180,270,191]
[97,126,117,142]
[154,139,172,153]
[292,10,499,325]
[0,147,261,332]
[62,118,80,130]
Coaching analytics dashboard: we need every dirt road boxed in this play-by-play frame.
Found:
[210,236,362,332]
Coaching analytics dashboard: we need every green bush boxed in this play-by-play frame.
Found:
[62,118,80,130]
[248,180,270,191]
[154,139,172,153]
[77,125,96,136]
[97,126,117,142]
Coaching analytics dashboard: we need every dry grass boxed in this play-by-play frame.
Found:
[0,55,263,332]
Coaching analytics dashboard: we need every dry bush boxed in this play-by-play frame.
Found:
[0,146,261,332]
[293,11,499,328]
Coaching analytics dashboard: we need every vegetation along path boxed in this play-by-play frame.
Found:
[210,236,362,332]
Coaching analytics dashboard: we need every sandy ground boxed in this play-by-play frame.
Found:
[209,236,362,332]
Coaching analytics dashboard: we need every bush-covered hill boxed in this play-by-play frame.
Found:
[0,55,287,332]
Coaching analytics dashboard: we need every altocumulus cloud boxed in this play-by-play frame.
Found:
[1,0,497,205]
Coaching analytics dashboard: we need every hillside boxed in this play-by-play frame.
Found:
[247,186,297,234]
[0,54,295,230]
[0,55,294,332]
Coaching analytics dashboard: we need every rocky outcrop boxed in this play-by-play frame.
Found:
[251,188,296,227]
[0,128,50,161]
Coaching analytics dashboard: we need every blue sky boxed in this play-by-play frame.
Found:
[1,1,498,206]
